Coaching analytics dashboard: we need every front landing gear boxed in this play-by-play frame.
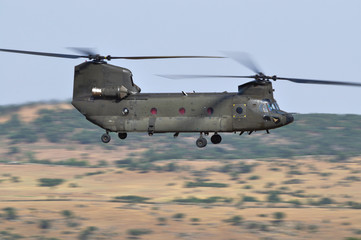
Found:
[101,133,111,143]
[196,133,207,148]
[211,133,222,144]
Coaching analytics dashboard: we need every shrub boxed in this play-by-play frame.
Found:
[319,172,332,177]
[269,167,281,171]
[38,178,64,187]
[67,221,80,228]
[127,228,152,236]
[2,207,17,220]
[96,160,108,167]
[264,182,275,188]
[308,224,318,232]
[318,197,334,205]
[308,197,334,206]
[163,162,180,172]
[283,179,303,184]
[184,181,228,188]
[11,176,21,183]
[112,195,150,203]
[267,191,282,203]
[245,222,259,229]
[287,170,304,175]
[242,195,258,202]
[273,212,286,221]
[172,213,185,219]
[84,171,105,176]
[78,226,98,240]
[346,201,361,209]
[114,158,132,166]
[7,146,20,155]
[0,231,24,239]
[288,199,302,206]
[248,175,260,180]
[68,183,79,188]
[57,158,88,167]
[38,219,52,229]
[157,217,167,225]
[61,210,74,218]
[224,215,243,226]
[173,196,232,204]
[344,176,361,182]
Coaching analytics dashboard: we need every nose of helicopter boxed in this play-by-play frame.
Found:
[284,113,294,125]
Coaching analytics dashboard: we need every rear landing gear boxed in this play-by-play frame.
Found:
[101,133,111,143]
[118,132,127,139]
[211,133,222,144]
[196,133,207,148]
[196,137,207,148]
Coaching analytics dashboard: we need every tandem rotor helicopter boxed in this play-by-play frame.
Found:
[1,48,361,148]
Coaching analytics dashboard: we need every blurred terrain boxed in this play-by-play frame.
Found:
[0,102,361,240]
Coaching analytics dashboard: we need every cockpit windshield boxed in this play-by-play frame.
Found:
[259,99,280,113]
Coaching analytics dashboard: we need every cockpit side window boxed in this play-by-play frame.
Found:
[272,102,280,110]
[130,75,135,86]
[259,103,269,113]
[267,103,272,111]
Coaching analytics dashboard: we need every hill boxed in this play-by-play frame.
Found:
[1,101,361,161]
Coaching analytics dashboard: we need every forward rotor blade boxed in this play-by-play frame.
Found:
[222,51,262,74]
[111,56,225,60]
[0,48,85,59]
[158,74,255,80]
[276,76,361,87]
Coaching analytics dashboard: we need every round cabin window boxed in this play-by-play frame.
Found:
[179,107,186,115]
[122,108,129,115]
[236,107,243,114]
[150,108,157,115]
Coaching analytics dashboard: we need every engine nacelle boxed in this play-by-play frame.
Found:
[92,86,129,99]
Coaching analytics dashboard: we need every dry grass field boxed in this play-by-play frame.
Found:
[1,146,361,240]
[1,103,361,239]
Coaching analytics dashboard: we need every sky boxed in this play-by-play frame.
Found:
[1,0,361,114]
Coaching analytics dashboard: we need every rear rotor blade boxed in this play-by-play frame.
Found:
[67,47,97,56]
[0,48,224,61]
[0,48,85,59]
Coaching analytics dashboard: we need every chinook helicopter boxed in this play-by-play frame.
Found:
[1,48,361,148]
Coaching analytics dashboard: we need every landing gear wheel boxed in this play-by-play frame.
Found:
[211,134,222,144]
[101,133,111,143]
[196,137,207,148]
[118,132,127,139]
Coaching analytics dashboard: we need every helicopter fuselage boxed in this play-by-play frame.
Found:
[72,92,293,134]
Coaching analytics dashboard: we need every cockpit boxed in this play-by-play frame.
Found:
[259,99,281,113]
